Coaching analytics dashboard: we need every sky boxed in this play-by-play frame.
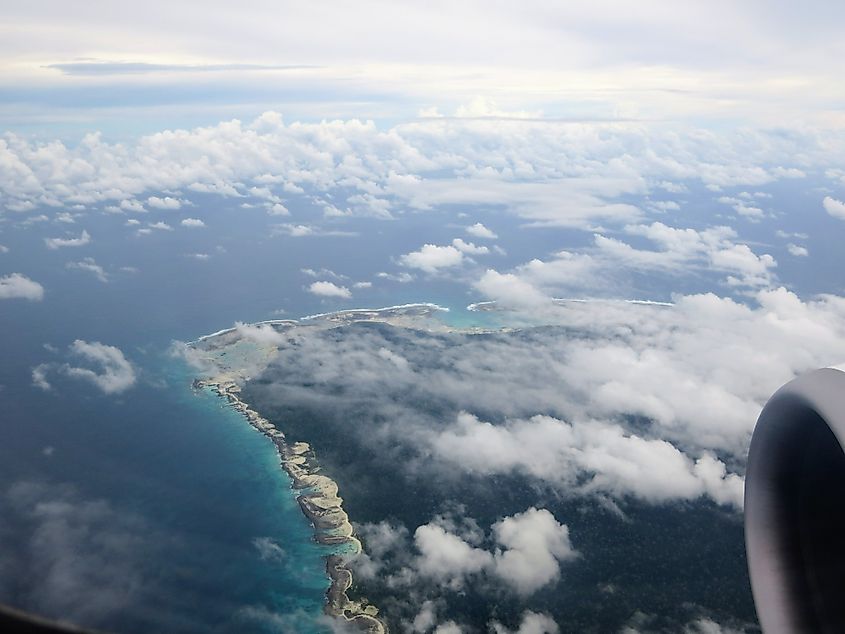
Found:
[3,1,845,135]
[3,2,845,633]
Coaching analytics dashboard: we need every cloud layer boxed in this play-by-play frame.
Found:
[0,112,832,238]
[430,413,743,508]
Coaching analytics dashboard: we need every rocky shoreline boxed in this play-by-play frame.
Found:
[193,378,386,633]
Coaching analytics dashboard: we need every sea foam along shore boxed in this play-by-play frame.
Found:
[193,377,386,634]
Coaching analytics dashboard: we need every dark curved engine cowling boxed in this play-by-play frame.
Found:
[0,604,97,633]
[746,367,845,633]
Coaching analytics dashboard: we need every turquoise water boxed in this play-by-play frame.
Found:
[0,347,336,633]
[130,355,336,633]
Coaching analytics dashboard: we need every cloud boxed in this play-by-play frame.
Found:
[272,224,357,238]
[355,521,410,582]
[267,202,290,216]
[249,287,845,474]
[180,217,205,227]
[0,112,827,235]
[146,196,181,210]
[148,221,173,231]
[787,243,809,257]
[45,61,316,76]
[475,222,779,302]
[413,523,493,588]
[7,2,845,102]
[120,199,146,213]
[466,223,498,239]
[474,270,550,308]
[428,413,744,509]
[614,223,777,287]
[301,267,346,280]
[709,244,776,288]
[377,271,415,283]
[823,196,845,219]
[234,321,287,345]
[683,617,746,634]
[0,481,153,627]
[491,611,559,634]
[776,229,808,239]
[451,238,489,255]
[388,507,575,595]
[277,224,318,237]
[490,508,577,595]
[61,340,136,394]
[308,281,352,298]
[32,364,51,390]
[453,97,542,120]
[409,600,440,633]
[66,257,108,282]
[252,537,286,562]
[716,196,765,220]
[44,230,91,249]
[400,244,464,273]
[0,273,44,300]
[649,200,680,212]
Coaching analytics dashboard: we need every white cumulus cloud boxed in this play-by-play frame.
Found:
[400,244,464,273]
[466,223,498,239]
[413,523,493,588]
[490,508,577,595]
[44,230,91,249]
[308,281,352,298]
[66,258,108,282]
[233,322,287,345]
[474,270,549,308]
[411,507,576,595]
[0,273,44,300]
[147,196,182,210]
[823,196,845,219]
[490,612,559,634]
[62,340,136,394]
[452,238,489,255]
[429,413,744,509]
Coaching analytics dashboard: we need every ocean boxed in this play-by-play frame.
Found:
[0,200,499,632]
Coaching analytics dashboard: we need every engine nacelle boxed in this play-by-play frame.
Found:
[746,368,845,633]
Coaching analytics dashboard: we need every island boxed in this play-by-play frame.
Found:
[186,304,451,633]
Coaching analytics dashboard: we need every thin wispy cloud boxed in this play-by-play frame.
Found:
[44,61,318,76]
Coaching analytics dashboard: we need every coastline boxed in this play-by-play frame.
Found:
[466,297,676,312]
[193,377,386,634]
[184,303,461,633]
